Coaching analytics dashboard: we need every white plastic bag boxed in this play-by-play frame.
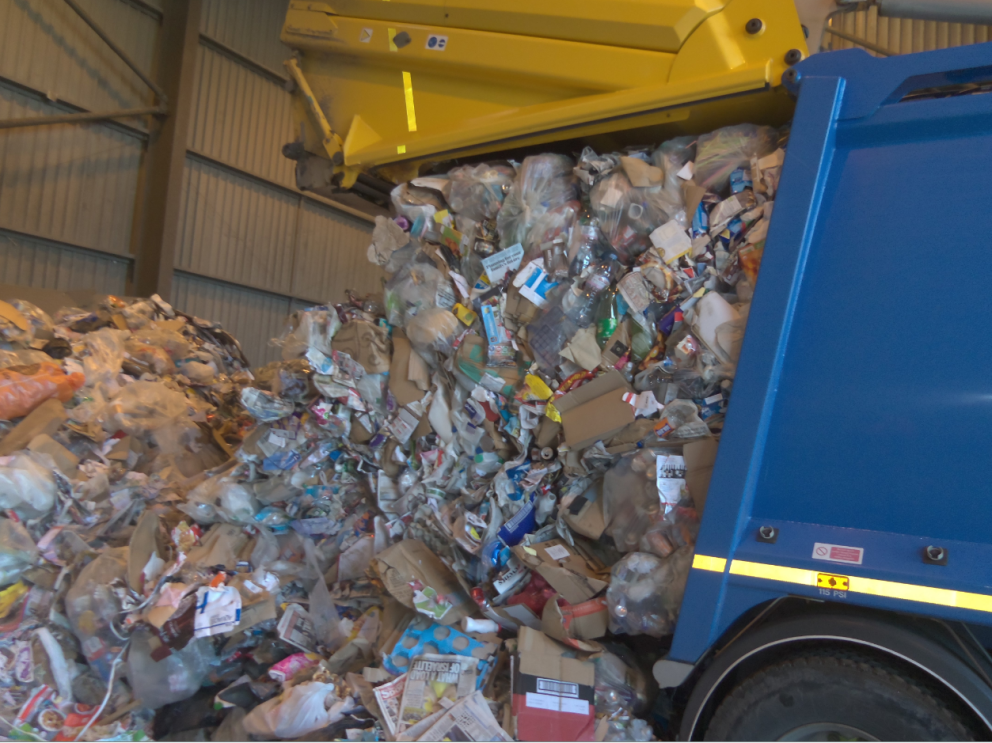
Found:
[243,681,354,739]
[0,451,57,518]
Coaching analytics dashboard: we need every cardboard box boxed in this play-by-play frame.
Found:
[373,539,474,626]
[555,370,634,450]
[511,627,596,741]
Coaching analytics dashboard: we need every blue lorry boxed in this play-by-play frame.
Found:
[653,41,992,741]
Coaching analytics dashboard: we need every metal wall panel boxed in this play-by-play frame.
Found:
[0,229,128,293]
[0,82,143,257]
[825,6,991,55]
[0,0,158,114]
[200,0,290,73]
[172,271,290,366]
[177,155,299,295]
[294,200,379,304]
[189,44,296,187]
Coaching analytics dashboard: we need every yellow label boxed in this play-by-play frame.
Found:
[524,374,553,401]
[453,303,478,326]
[0,582,27,617]
[817,573,849,591]
[545,402,561,423]
[397,145,406,154]
[388,27,397,52]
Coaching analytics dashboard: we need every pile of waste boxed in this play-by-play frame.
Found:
[0,122,784,742]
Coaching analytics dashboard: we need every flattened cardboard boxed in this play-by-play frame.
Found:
[535,417,561,448]
[511,540,608,605]
[27,434,78,475]
[562,488,606,541]
[512,627,596,742]
[0,398,66,456]
[541,596,608,643]
[555,370,634,450]
[684,438,719,514]
[373,539,474,626]
[389,334,424,406]
[332,320,391,374]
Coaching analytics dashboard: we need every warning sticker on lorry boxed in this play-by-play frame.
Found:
[812,542,863,565]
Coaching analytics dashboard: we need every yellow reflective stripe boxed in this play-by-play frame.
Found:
[388,27,397,52]
[402,71,417,132]
[692,554,727,573]
[729,559,992,615]
[730,559,817,586]
[397,144,407,154]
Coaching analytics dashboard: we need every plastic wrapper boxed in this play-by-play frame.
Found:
[0,362,84,419]
[497,154,577,248]
[594,648,652,715]
[447,163,515,221]
[241,387,294,422]
[0,518,38,586]
[694,124,777,193]
[128,629,214,708]
[0,450,58,518]
[607,548,693,637]
[654,398,709,441]
[65,547,129,681]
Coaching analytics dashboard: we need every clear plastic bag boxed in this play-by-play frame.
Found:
[244,681,354,739]
[447,163,515,221]
[590,173,682,264]
[10,300,54,341]
[652,136,697,193]
[0,518,38,586]
[241,387,294,422]
[128,628,214,708]
[639,505,699,558]
[0,362,85,419]
[694,124,777,194]
[101,381,190,436]
[606,547,692,637]
[655,399,709,441]
[603,450,665,552]
[80,328,127,388]
[384,261,447,328]
[406,308,460,356]
[391,183,447,239]
[497,154,577,248]
[66,547,129,681]
[0,451,57,518]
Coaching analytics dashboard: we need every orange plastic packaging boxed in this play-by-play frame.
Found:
[0,363,85,420]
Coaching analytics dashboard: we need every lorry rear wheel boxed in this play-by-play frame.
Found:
[703,648,977,741]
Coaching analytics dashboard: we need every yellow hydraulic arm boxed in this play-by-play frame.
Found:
[280,0,807,194]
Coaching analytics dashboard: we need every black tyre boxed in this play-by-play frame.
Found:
[704,648,977,741]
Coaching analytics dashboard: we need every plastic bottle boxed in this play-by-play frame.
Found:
[595,287,623,347]
[561,286,598,328]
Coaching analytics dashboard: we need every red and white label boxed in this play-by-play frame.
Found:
[812,542,863,565]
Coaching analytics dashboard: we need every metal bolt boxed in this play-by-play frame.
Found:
[784,68,799,83]
[759,526,777,540]
[746,18,764,35]
[926,545,945,562]
[785,48,803,65]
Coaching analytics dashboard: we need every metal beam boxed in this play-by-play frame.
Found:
[62,0,169,105]
[133,0,201,300]
[823,26,895,57]
[0,106,164,130]
[199,34,288,85]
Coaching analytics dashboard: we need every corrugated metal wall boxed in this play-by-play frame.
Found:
[173,0,380,366]
[0,0,380,368]
[0,0,157,297]
[824,6,992,55]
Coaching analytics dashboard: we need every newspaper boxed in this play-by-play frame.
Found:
[418,690,513,742]
[398,653,477,732]
[373,672,406,736]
